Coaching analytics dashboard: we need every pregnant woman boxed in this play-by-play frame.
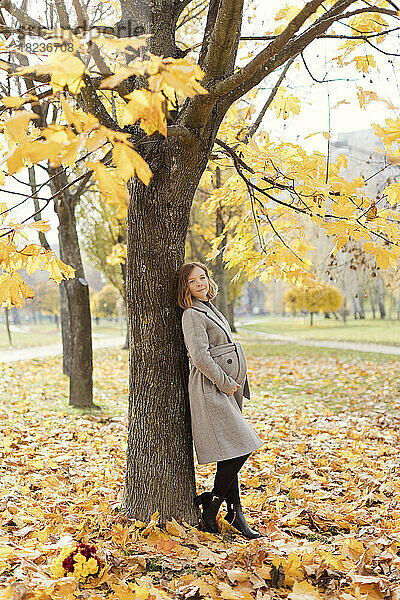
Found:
[178,261,264,539]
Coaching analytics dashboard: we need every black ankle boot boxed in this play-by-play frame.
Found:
[194,491,213,509]
[201,494,225,533]
[225,502,262,539]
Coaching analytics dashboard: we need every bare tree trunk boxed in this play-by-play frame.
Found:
[358,290,365,319]
[369,286,376,319]
[5,309,12,345]
[59,282,71,376]
[389,295,395,320]
[228,299,236,333]
[51,168,94,408]
[122,134,208,525]
[353,295,364,319]
[376,277,386,319]
[212,168,230,324]
[120,252,129,350]
[12,309,20,325]
[123,321,129,350]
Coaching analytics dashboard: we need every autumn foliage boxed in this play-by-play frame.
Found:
[1,345,400,599]
[285,284,344,318]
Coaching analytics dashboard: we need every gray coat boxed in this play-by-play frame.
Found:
[181,297,263,465]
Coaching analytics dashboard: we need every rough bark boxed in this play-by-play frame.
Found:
[50,168,94,408]
[59,282,71,376]
[212,168,229,323]
[122,132,210,524]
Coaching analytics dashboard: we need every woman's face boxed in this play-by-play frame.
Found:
[187,266,210,301]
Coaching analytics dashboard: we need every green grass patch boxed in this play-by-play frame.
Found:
[0,321,126,349]
[238,314,400,345]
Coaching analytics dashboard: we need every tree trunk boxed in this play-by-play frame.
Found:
[228,299,236,333]
[123,321,129,350]
[5,308,12,345]
[358,291,365,319]
[389,295,395,320]
[59,281,71,376]
[376,277,386,319]
[53,173,94,408]
[122,134,209,525]
[310,311,314,326]
[369,286,376,319]
[212,169,229,323]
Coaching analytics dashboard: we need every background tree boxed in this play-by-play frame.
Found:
[285,284,344,325]
[30,280,60,326]
[90,284,119,321]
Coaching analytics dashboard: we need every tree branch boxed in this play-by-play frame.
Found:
[240,26,400,40]
[215,0,363,106]
[242,55,297,143]
[79,75,120,130]
[0,0,43,31]
[212,0,328,100]
[198,0,245,85]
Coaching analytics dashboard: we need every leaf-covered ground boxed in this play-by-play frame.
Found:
[1,341,400,600]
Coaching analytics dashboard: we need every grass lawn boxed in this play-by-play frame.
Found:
[238,313,400,346]
[0,320,125,349]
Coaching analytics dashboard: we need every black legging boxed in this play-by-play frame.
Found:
[212,453,250,504]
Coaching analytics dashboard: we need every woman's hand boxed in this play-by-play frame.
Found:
[227,382,241,396]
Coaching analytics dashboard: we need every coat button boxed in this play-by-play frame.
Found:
[227,358,233,364]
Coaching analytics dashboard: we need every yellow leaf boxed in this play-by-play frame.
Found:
[129,583,150,600]
[28,220,51,232]
[110,583,137,600]
[165,518,186,538]
[383,183,400,206]
[41,253,75,283]
[112,143,152,185]
[275,5,301,21]
[141,510,160,537]
[4,110,39,139]
[106,243,127,265]
[43,51,87,94]
[88,161,129,204]
[271,88,300,120]
[121,90,167,137]
[96,34,149,52]
[226,569,249,584]
[353,55,376,73]
[1,94,37,108]
[148,57,207,99]
[288,580,322,599]
[363,241,400,269]
[0,271,34,309]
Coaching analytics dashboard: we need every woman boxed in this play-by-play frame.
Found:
[177,261,264,539]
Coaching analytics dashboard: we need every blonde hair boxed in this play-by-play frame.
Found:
[177,262,218,309]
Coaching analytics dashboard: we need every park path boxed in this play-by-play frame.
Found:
[0,334,126,363]
[236,328,400,356]
[1,330,399,363]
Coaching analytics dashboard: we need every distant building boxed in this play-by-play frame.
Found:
[331,129,399,200]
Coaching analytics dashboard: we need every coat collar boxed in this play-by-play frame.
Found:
[191,297,233,342]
